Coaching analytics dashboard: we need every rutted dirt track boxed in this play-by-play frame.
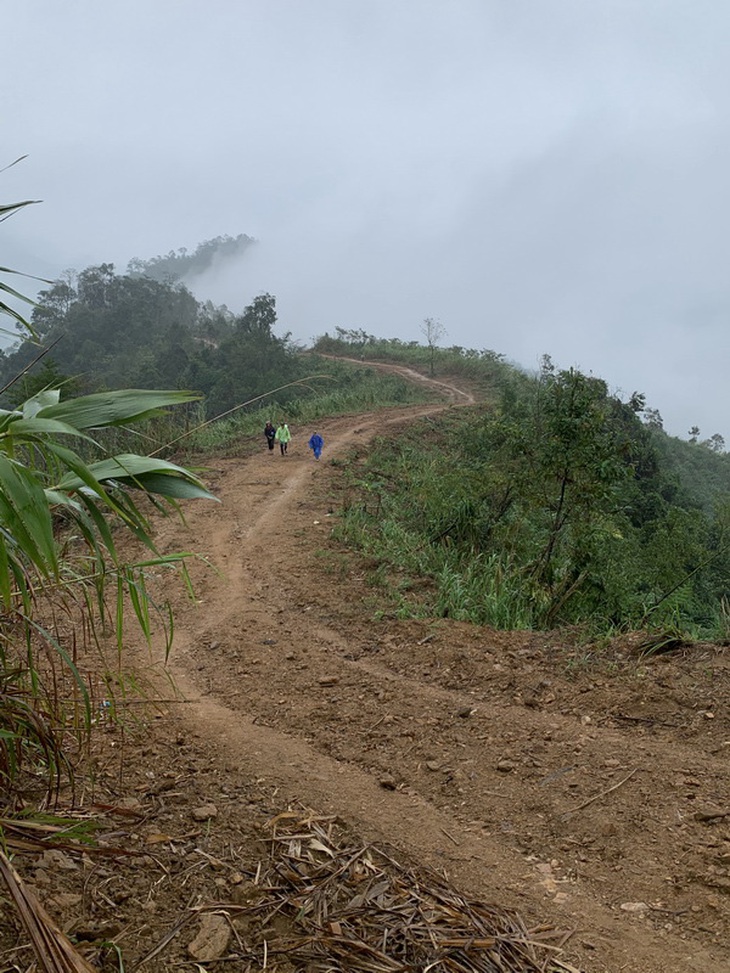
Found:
[137,368,730,973]
[4,368,728,972]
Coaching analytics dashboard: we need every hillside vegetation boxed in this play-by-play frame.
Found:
[3,259,729,640]
[314,334,730,640]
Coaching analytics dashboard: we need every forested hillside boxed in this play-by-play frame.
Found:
[0,263,304,418]
[3,259,730,639]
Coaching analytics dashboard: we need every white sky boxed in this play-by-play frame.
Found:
[4,0,730,440]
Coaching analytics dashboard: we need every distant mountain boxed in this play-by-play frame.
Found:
[127,234,255,283]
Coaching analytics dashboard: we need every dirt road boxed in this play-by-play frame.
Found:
[130,366,730,973]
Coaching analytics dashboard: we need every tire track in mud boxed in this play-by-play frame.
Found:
[144,367,728,973]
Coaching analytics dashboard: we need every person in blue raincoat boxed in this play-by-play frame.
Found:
[308,432,324,460]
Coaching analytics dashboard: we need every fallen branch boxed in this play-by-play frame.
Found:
[563,769,638,816]
[0,849,99,973]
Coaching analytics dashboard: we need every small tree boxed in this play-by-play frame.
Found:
[628,391,646,413]
[421,317,446,377]
[703,433,726,453]
[643,407,664,430]
[237,292,277,337]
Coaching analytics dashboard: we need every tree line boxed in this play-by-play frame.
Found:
[127,233,255,284]
[0,262,308,419]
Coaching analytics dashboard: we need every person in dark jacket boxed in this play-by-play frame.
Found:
[264,421,276,452]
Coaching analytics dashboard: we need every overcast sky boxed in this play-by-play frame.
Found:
[5,1,730,440]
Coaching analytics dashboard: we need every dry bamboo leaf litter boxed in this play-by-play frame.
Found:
[0,849,100,973]
[185,809,581,973]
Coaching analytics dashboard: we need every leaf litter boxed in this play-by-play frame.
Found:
[173,808,581,973]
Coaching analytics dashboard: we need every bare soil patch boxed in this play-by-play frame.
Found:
[2,375,729,973]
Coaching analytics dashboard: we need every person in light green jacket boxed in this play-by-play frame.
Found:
[275,422,291,455]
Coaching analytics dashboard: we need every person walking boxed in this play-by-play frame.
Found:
[275,422,291,455]
[264,421,276,452]
[308,432,324,460]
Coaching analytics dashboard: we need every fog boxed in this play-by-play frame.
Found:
[5,1,730,440]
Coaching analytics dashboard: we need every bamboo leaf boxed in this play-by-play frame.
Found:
[22,389,61,417]
[38,389,202,430]
[0,534,13,607]
[0,279,36,302]
[126,566,151,641]
[44,442,117,512]
[66,494,119,563]
[0,299,35,328]
[0,455,57,576]
[0,198,41,216]
[57,453,216,500]
[3,416,96,440]
[108,471,217,500]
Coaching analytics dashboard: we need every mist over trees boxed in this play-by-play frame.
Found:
[127,234,255,283]
[0,261,303,418]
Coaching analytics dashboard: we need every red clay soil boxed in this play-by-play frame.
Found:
[1,368,729,973]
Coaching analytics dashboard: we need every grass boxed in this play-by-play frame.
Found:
[312,334,514,401]
[170,362,434,457]
[313,548,353,581]
[332,411,550,631]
